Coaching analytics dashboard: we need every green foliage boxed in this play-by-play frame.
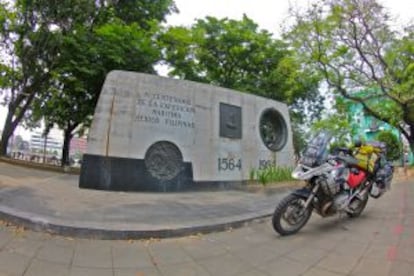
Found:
[285,0,414,150]
[251,166,294,186]
[0,0,176,161]
[328,140,349,154]
[249,168,256,182]
[161,15,323,121]
[111,0,177,27]
[0,0,68,154]
[376,130,402,161]
[311,113,353,145]
[257,169,270,186]
[292,124,306,157]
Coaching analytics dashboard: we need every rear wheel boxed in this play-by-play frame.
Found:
[272,194,312,236]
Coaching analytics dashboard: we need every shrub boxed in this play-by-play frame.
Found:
[251,166,294,186]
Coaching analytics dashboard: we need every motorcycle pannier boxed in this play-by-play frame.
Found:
[353,145,381,173]
[375,162,393,189]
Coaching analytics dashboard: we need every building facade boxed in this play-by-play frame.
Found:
[30,131,63,155]
[348,101,413,165]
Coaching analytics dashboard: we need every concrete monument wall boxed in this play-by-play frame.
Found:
[79,71,295,191]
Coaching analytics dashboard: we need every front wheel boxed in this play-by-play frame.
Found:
[272,194,312,236]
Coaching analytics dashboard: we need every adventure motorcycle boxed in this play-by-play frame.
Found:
[272,132,393,236]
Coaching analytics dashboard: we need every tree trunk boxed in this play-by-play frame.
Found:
[0,126,12,156]
[61,129,73,167]
[0,82,42,156]
[61,123,79,167]
[0,106,19,156]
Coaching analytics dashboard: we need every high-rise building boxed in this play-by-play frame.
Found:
[30,130,63,155]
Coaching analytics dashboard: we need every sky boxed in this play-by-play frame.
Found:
[166,0,413,34]
[1,0,413,139]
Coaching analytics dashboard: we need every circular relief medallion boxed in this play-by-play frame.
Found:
[144,141,183,180]
[259,108,288,152]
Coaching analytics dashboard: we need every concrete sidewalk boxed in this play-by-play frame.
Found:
[0,162,291,239]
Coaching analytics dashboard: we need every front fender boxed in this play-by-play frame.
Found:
[292,187,311,199]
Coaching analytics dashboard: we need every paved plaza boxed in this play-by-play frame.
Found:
[0,162,413,275]
[0,162,291,239]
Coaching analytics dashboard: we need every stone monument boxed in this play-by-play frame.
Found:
[79,71,295,191]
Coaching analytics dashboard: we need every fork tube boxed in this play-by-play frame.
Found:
[303,183,320,209]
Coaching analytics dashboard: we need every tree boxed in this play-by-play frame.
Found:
[32,21,162,166]
[41,1,175,167]
[376,130,402,161]
[110,0,177,27]
[0,0,176,163]
[311,114,353,144]
[291,125,307,158]
[161,15,323,120]
[310,94,361,145]
[285,0,414,151]
[0,0,64,155]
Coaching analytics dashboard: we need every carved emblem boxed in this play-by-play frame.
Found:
[259,109,288,151]
[144,141,183,180]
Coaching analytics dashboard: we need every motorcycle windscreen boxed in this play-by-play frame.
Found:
[348,170,367,188]
[301,131,332,167]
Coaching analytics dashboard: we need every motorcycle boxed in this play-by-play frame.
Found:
[272,132,393,236]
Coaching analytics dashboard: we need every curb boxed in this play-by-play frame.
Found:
[0,206,273,240]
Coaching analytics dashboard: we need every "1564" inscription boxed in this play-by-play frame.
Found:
[218,158,242,171]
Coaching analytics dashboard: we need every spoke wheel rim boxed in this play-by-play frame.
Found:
[280,198,309,231]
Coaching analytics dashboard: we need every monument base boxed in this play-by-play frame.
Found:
[79,154,245,192]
